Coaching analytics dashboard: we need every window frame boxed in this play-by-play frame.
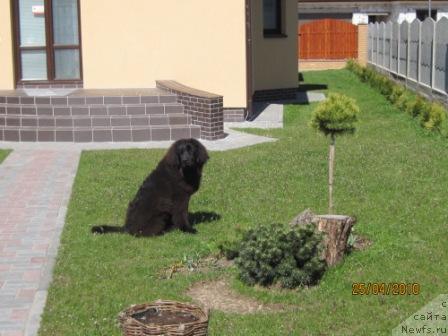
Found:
[12,0,83,85]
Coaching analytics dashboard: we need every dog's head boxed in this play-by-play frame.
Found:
[165,138,209,169]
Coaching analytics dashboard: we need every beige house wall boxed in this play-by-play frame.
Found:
[251,0,298,92]
[0,0,15,90]
[80,0,247,108]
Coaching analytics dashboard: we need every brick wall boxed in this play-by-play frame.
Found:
[357,24,368,66]
[299,60,347,71]
[156,80,225,140]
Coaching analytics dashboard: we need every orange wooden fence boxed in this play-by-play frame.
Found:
[299,19,358,60]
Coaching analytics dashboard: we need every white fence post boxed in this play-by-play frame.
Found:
[432,19,437,91]
[420,18,435,88]
[409,19,421,83]
[417,20,421,84]
[385,21,392,70]
[391,22,399,73]
[398,20,409,77]
[379,22,385,67]
[434,17,448,93]
[407,20,411,80]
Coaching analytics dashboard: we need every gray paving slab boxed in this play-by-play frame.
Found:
[226,102,284,129]
[226,91,326,129]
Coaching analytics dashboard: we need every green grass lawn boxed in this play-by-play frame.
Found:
[39,70,448,335]
[0,150,11,163]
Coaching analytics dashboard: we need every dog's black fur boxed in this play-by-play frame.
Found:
[91,138,209,236]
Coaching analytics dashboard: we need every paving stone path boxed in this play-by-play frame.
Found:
[0,149,80,336]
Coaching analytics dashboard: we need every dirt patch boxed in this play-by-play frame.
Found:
[186,280,293,314]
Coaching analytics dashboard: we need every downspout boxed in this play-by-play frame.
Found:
[245,0,253,119]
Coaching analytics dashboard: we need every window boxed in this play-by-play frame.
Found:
[416,9,437,21]
[14,0,82,83]
[263,0,283,37]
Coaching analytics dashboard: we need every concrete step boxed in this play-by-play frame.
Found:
[0,103,184,116]
[0,124,200,142]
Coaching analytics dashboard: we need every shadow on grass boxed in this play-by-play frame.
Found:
[298,84,328,92]
[189,211,221,226]
[298,72,328,92]
[91,211,221,236]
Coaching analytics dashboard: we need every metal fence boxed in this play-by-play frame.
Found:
[368,18,448,96]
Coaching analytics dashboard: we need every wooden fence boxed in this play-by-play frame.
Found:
[299,19,358,60]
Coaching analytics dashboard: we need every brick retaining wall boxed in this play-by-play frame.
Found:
[156,80,225,140]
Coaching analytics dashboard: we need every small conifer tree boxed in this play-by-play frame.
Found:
[310,93,359,214]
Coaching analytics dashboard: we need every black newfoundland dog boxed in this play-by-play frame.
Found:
[91,138,209,236]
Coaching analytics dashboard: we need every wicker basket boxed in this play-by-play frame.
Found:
[118,300,209,336]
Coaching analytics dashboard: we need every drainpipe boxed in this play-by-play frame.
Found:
[245,0,253,119]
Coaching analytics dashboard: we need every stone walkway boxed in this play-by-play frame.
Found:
[0,150,80,336]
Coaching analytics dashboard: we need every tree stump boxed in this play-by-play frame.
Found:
[316,215,356,267]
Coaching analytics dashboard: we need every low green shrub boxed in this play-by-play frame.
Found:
[420,103,447,131]
[440,117,448,137]
[226,224,326,289]
[346,60,448,137]
[405,96,427,118]
[388,84,406,104]
[346,59,361,76]
[394,91,413,111]
[361,67,377,84]
[378,77,394,97]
